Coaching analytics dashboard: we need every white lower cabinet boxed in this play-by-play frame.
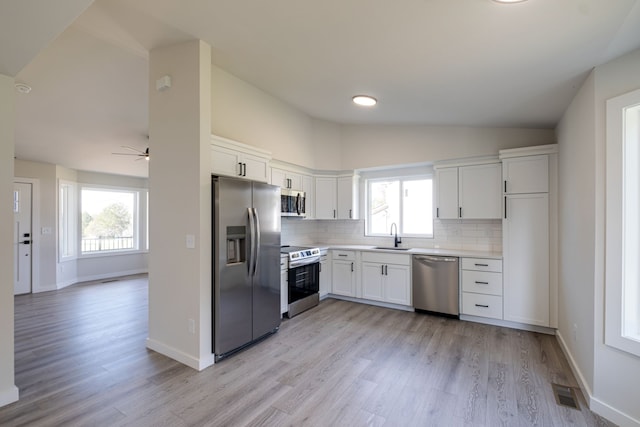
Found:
[460,257,503,320]
[361,252,411,306]
[319,252,331,297]
[331,250,357,297]
[280,255,288,316]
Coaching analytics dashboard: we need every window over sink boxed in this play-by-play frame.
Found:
[365,175,433,238]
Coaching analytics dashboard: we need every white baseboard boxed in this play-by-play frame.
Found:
[55,279,77,290]
[556,331,640,427]
[0,385,19,408]
[326,294,414,312]
[146,338,214,371]
[76,269,148,284]
[460,314,556,335]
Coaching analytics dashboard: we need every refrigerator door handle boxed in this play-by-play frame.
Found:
[248,207,255,275]
[252,208,260,276]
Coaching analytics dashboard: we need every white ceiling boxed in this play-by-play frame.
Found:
[7,0,640,177]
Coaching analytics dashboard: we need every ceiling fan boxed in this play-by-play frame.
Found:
[112,146,149,161]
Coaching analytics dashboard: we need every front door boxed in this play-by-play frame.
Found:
[13,182,32,295]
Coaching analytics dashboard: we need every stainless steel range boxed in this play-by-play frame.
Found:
[281,246,321,318]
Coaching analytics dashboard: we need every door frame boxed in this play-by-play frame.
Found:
[14,178,40,293]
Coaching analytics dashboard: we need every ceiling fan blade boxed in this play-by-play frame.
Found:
[120,145,144,154]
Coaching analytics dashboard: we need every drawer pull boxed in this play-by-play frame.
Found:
[475,304,490,308]
[474,263,489,267]
[475,281,489,285]
[338,254,348,257]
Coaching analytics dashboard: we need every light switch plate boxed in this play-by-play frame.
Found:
[186,234,196,249]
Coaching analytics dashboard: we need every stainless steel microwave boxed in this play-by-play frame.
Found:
[281,189,306,217]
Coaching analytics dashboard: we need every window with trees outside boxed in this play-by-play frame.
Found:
[366,176,433,238]
[605,87,640,357]
[81,187,139,254]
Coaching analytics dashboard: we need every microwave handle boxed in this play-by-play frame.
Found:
[296,193,301,215]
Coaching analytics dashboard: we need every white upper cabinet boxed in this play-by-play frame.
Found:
[435,161,501,219]
[502,155,548,194]
[271,167,303,191]
[459,163,502,219]
[302,174,315,219]
[337,175,359,220]
[210,135,271,183]
[315,177,337,219]
[315,174,359,220]
[435,168,459,219]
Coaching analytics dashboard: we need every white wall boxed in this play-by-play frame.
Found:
[209,66,556,172]
[557,47,640,426]
[592,48,640,425]
[339,125,556,170]
[148,40,213,370]
[556,72,597,392]
[211,65,317,169]
[0,74,19,406]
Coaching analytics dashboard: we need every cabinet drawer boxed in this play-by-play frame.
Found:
[332,250,355,260]
[361,251,410,265]
[462,293,503,319]
[461,271,502,296]
[461,258,502,273]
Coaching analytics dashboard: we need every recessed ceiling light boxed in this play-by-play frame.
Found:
[15,83,32,94]
[352,95,377,107]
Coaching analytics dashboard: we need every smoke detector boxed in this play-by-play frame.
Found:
[15,83,32,94]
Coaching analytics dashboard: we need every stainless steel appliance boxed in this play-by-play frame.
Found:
[212,176,281,361]
[412,255,459,317]
[281,246,320,318]
[280,189,306,217]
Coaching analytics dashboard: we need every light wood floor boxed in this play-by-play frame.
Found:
[1,275,614,426]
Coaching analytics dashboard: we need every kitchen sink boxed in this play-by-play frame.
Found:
[373,247,410,251]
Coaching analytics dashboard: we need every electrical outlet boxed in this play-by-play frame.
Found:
[188,318,195,334]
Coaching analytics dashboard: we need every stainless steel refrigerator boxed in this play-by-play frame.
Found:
[212,176,281,360]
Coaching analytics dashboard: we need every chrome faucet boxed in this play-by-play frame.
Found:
[390,222,402,248]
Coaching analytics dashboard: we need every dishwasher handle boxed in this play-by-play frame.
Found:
[414,255,458,263]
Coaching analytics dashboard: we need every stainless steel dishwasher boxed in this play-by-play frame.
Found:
[412,255,459,317]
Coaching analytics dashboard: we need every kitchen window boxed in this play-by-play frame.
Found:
[605,87,640,357]
[80,186,147,255]
[366,176,433,238]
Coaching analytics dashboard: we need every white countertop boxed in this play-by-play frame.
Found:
[310,244,501,259]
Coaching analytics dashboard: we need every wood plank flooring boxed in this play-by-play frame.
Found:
[1,275,614,426]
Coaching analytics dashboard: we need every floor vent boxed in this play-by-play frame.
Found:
[551,383,580,410]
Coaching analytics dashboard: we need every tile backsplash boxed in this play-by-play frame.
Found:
[282,218,502,252]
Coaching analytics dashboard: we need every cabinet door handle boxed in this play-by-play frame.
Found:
[238,162,243,176]
[504,180,507,193]
[504,196,507,219]
[474,263,489,267]
[381,265,384,275]
[349,209,352,219]
[351,262,354,272]
[436,207,439,218]
[333,209,336,219]
[459,207,462,218]
[385,265,388,275]
[475,281,489,285]
[243,163,247,176]
[475,304,489,308]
